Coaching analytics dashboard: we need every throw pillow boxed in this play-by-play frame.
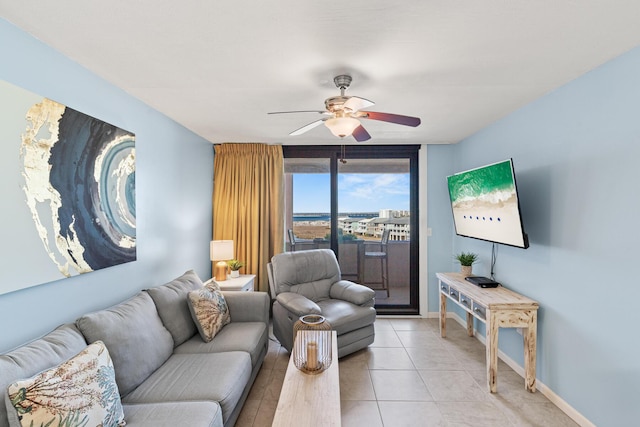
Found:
[6,341,125,427]
[187,283,230,342]
[202,278,221,291]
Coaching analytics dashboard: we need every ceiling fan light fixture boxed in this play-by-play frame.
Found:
[325,117,360,138]
[269,74,420,140]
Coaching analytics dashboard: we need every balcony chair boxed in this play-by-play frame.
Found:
[363,229,390,297]
[287,229,297,251]
[267,249,376,358]
[287,229,315,252]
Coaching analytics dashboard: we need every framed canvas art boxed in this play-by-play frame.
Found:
[0,80,136,295]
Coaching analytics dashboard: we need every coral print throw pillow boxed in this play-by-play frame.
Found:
[187,282,231,342]
[7,340,125,427]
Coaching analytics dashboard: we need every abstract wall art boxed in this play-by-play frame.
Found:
[1,80,136,295]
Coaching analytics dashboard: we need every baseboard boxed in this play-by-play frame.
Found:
[377,314,427,319]
[442,312,595,427]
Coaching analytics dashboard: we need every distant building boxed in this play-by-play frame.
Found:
[337,217,360,234]
[329,210,411,240]
[379,209,393,219]
[359,213,411,241]
[362,218,384,237]
[379,209,409,219]
[386,217,410,241]
[356,218,375,234]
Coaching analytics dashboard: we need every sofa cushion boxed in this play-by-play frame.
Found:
[6,341,125,427]
[123,401,222,427]
[221,292,270,324]
[174,322,267,367]
[76,292,174,397]
[146,269,204,346]
[317,299,377,335]
[0,324,88,427]
[187,284,230,342]
[122,352,251,425]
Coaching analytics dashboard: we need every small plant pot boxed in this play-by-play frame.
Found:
[230,270,240,278]
[461,265,473,277]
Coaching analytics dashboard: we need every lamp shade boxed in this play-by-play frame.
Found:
[325,117,360,138]
[210,240,234,261]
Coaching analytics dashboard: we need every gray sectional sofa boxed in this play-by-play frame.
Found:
[0,270,269,427]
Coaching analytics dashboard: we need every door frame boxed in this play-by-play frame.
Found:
[283,145,420,315]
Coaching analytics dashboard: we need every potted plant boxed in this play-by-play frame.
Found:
[454,252,478,277]
[227,259,244,278]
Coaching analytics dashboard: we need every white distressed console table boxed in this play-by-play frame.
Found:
[437,272,539,393]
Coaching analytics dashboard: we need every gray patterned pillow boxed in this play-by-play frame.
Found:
[187,283,230,342]
[6,340,125,427]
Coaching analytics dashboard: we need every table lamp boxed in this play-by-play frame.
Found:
[210,240,234,281]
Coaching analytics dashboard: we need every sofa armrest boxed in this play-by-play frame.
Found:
[223,291,269,325]
[330,280,375,306]
[276,292,321,317]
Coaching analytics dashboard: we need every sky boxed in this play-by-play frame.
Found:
[293,173,410,213]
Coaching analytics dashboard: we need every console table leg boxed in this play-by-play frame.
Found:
[439,292,447,338]
[486,311,498,393]
[466,312,474,337]
[524,311,538,392]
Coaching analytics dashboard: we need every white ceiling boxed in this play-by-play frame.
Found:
[2,1,640,145]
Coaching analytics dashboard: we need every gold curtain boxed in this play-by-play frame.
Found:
[212,143,284,292]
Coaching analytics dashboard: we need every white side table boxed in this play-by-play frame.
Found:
[208,274,255,292]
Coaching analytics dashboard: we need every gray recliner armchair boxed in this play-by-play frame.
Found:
[267,249,376,358]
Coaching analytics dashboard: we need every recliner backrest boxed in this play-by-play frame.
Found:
[270,249,341,302]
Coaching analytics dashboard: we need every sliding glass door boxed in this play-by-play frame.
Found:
[337,158,412,306]
[285,158,332,252]
[283,145,419,314]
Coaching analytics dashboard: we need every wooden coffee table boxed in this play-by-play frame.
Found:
[272,331,340,426]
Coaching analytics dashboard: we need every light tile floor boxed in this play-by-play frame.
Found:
[236,318,579,427]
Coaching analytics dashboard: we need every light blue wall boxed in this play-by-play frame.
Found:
[425,145,456,313]
[0,19,214,352]
[428,47,640,426]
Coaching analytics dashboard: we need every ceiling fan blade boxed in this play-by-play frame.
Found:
[343,96,375,112]
[352,125,371,142]
[360,111,421,127]
[290,119,326,136]
[268,110,327,115]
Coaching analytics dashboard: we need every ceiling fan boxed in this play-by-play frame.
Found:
[268,75,421,142]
